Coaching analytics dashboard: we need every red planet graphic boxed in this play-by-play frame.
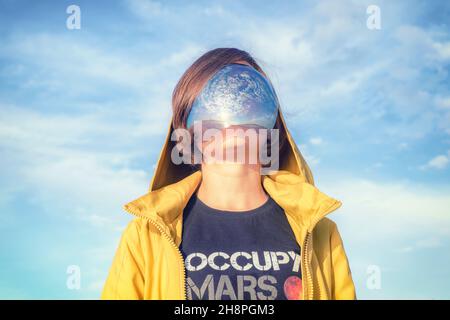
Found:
[283,276,303,300]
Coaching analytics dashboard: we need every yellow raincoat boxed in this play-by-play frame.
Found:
[101,111,356,300]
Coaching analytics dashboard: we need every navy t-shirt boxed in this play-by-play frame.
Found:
[179,194,303,300]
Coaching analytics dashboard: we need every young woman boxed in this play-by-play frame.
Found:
[101,48,356,300]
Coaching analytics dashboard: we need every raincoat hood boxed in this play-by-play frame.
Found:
[149,110,314,192]
[123,109,342,245]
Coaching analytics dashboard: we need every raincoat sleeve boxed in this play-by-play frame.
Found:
[101,219,145,300]
[330,222,356,300]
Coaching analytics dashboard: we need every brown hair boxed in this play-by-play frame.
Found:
[171,48,287,164]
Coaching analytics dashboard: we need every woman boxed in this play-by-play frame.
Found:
[101,48,356,300]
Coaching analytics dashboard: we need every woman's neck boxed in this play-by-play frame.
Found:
[196,163,268,212]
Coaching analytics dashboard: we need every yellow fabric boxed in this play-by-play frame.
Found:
[101,110,356,300]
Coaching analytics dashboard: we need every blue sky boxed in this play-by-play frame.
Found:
[0,0,449,299]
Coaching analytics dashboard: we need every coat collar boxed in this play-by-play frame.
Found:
[123,169,341,246]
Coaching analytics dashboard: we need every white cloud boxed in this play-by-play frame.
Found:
[159,43,205,67]
[395,25,450,63]
[325,177,450,241]
[398,246,414,253]
[416,237,442,248]
[432,41,450,60]
[398,237,442,253]
[435,96,450,109]
[309,137,323,145]
[239,21,315,74]
[4,33,153,90]
[1,32,205,100]
[320,175,450,298]
[126,0,164,17]
[420,152,450,170]
[0,104,153,229]
[202,4,226,17]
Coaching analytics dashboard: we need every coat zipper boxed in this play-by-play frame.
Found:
[123,205,187,300]
[302,199,342,300]
[302,231,312,300]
